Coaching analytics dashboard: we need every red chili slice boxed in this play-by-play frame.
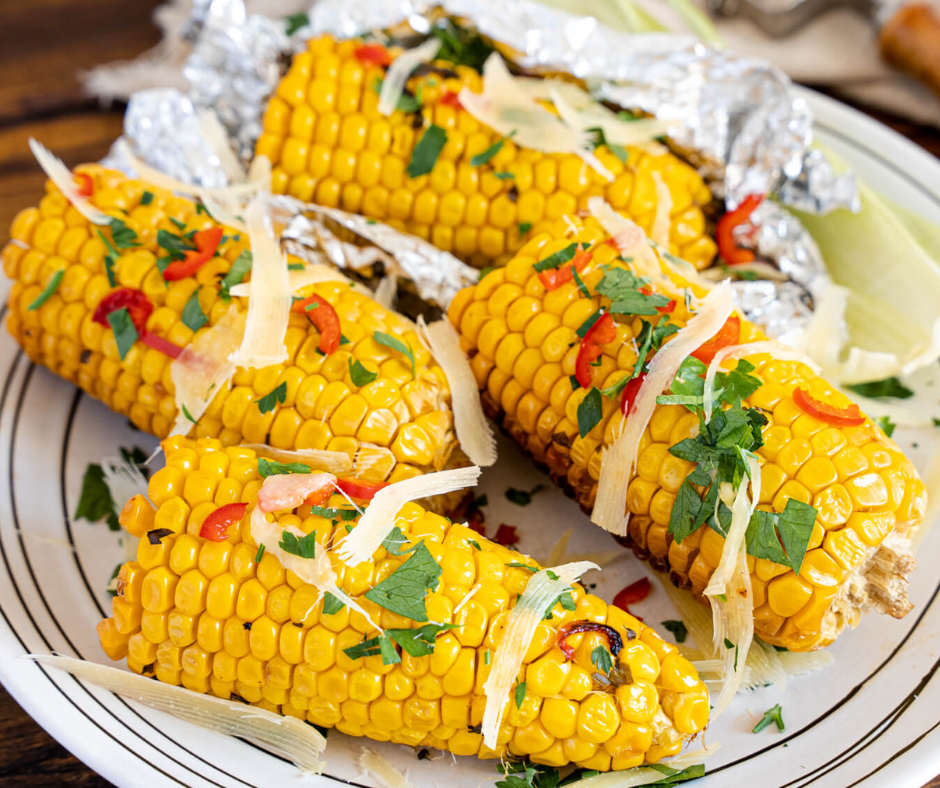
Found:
[620,373,646,416]
[539,249,593,291]
[335,478,389,501]
[556,622,624,661]
[575,311,615,389]
[613,577,651,621]
[692,315,741,365]
[162,226,224,281]
[140,331,183,359]
[354,44,393,66]
[292,294,342,354]
[74,173,94,198]
[793,388,866,427]
[493,524,519,546]
[440,91,462,108]
[199,502,248,542]
[717,194,763,265]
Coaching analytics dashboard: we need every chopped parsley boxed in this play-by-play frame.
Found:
[745,499,818,574]
[95,229,121,287]
[407,125,448,178]
[468,539,482,551]
[343,623,458,665]
[156,228,197,262]
[874,415,896,438]
[256,381,287,414]
[752,703,785,733]
[506,562,538,574]
[75,463,120,531]
[348,358,378,387]
[518,222,532,235]
[514,681,527,709]
[429,20,495,72]
[257,458,311,478]
[505,484,544,506]
[181,288,208,332]
[287,262,306,271]
[381,526,413,557]
[846,376,914,400]
[108,218,139,249]
[374,331,416,379]
[533,243,579,273]
[576,310,604,339]
[27,269,64,311]
[493,171,514,180]
[321,592,345,616]
[180,403,199,426]
[661,620,688,643]
[220,250,252,301]
[310,505,358,522]
[596,267,670,316]
[255,544,265,563]
[372,77,424,113]
[279,530,318,559]
[364,542,442,622]
[139,191,154,206]
[576,387,603,438]
[107,307,138,360]
[591,646,614,675]
[284,11,309,35]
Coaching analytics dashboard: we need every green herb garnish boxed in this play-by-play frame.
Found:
[407,125,448,178]
[846,376,914,400]
[505,485,545,506]
[279,530,318,559]
[257,458,311,478]
[107,307,138,360]
[661,620,688,643]
[752,703,785,733]
[27,270,64,311]
[374,331,416,378]
[349,358,378,387]
[365,542,442,622]
[181,288,208,332]
[256,382,287,415]
[220,250,253,301]
[577,387,603,437]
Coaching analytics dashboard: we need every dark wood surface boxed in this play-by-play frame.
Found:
[0,0,939,785]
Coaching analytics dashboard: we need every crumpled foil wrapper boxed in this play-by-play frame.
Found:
[108,0,862,338]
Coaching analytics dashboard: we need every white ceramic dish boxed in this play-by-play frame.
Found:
[0,87,939,788]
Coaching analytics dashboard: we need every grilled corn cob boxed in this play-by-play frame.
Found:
[448,215,926,651]
[258,35,716,270]
[98,436,709,770]
[2,168,455,484]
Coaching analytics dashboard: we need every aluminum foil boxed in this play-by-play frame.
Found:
[108,0,864,337]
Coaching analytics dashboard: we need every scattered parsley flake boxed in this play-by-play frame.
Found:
[374,331,416,379]
[27,270,64,311]
[407,125,448,178]
[752,703,785,733]
[257,458,312,478]
[349,358,378,387]
[107,307,138,360]
[256,381,287,414]
[181,287,208,332]
[365,542,442,622]
[514,681,527,709]
[661,620,688,643]
[577,387,603,438]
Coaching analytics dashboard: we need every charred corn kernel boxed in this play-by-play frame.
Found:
[260,35,714,270]
[99,437,704,769]
[4,174,456,486]
[451,213,924,651]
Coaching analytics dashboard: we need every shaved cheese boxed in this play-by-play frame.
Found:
[115,139,261,199]
[247,154,272,185]
[102,453,150,510]
[29,139,110,226]
[200,109,247,185]
[335,467,482,567]
[229,263,356,298]
[379,37,441,116]
[593,281,734,535]
[481,561,598,747]
[651,172,673,249]
[703,341,821,423]
[250,504,379,629]
[170,306,246,437]
[453,582,481,615]
[373,274,397,310]
[417,318,496,467]
[777,649,835,676]
[359,748,415,788]
[240,444,353,474]
[708,549,754,719]
[229,197,292,369]
[704,454,760,597]
[197,193,247,234]
[458,54,594,158]
[29,655,326,773]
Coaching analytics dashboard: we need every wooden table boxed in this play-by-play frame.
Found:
[1,0,940,785]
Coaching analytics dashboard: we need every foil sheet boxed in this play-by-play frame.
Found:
[109,0,862,337]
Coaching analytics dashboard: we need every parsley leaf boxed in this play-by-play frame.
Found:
[407,125,448,178]
[661,620,688,643]
[109,218,139,249]
[374,331,415,378]
[745,499,817,574]
[256,382,287,415]
[257,458,311,478]
[388,623,459,657]
[156,228,197,261]
[576,310,604,339]
[577,387,603,438]
[874,415,896,438]
[180,403,199,426]
[310,505,357,522]
[429,20,495,72]
[181,288,208,332]
[140,191,154,206]
[27,269,64,311]
[279,530,318,559]
[75,463,120,531]
[107,307,138,360]
[470,131,515,167]
[591,646,613,675]
[373,77,424,113]
[514,681,527,709]
[95,229,120,287]
[381,526,414,557]
[533,243,578,273]
[596,267,669,316]
[518,222,532,235]
[846,377,914,400]
[349,358,378,387]
[505,485,544,506]
[220,250,253,300]
[284,11,309,35]
[365,542,442,622]
[752,703,785,733]
[255,544,265,563]
[321,592,345,616]
[506,561,538,573]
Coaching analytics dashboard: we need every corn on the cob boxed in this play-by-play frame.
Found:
[258,35,717,270]
[2,168,455,485]
[448,215,926,652]
[98,436,708,770]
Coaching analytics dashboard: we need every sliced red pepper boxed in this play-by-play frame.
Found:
[557,622,624,661]
[440,91,462,108]
[336,477,389,501]
[575,311,615,389]
[199,502,248,542]
[93,287,185,359]
[620,373,646,416]
[793,388,866,427]
[292,294,342,354]
[692,315,741,365]
[538,249,593,291]
[493,524,519,546]
[717,194,763,265]
[74,173,94,198]
[613,577,651,621]
[162,226,224,281]
[354,44,393,67]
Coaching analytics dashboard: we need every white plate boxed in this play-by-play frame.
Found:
[2,87,940,788]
